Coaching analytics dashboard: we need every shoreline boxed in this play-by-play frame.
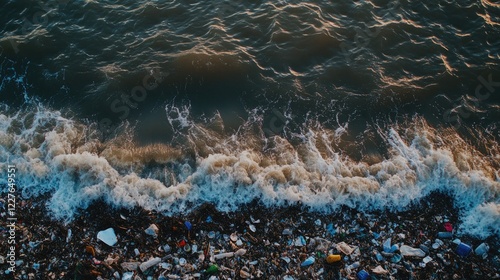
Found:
[1,192,499,279]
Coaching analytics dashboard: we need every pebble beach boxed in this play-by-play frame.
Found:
[1,192,499,279]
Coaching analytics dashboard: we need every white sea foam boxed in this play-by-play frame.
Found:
[0,104,499,238]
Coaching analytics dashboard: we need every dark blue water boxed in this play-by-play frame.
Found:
[0,0,499,237]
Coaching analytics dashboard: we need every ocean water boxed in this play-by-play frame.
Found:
[0,0,499,238]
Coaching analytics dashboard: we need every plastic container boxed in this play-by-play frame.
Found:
[456,243,472,257]
[474,243,489,257]
[357,270,370,280]
[326,254,341,263]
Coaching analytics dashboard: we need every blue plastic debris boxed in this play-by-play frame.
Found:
[357,270,370,280]
[301,256,315,267]
[184,221,192,231]
[326,223,336,236]
[456,243,472,257]
[206,216,212,223]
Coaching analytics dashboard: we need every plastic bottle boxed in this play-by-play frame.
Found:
[437,232,453,239]
[139,257,161,272]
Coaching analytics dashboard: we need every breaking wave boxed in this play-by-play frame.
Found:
[1,103,499,239]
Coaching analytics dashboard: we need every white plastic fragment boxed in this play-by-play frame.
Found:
[400,245,426,257]
[250,216,260,223]
[122,272,134,280]
[371,265,388,274]
[97,228,118,246]
[66,229,72,243]
[214,252,234,259]
[249,224,256,232]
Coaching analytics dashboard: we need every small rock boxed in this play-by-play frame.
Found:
[314,219,322,226]
[230,233,238,242]
[235,248,247,256]
[240,268,251,278]
[144,224,159,238]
